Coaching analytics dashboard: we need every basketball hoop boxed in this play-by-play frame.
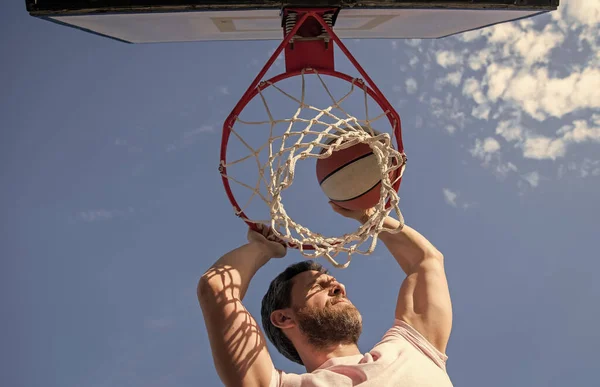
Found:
[27,2,560,267]
[220,8,407,268]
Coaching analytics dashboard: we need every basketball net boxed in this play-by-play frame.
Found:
[220,9,407,268]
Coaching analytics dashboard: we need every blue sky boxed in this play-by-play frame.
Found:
[2,1,599,386]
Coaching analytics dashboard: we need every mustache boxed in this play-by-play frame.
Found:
[327,296,350,306]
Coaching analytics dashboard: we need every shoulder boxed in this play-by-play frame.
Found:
[375,319,448,371]
[270,368,333,387]
[269,368,306,387]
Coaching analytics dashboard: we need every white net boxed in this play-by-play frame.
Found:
[221,69,407,268]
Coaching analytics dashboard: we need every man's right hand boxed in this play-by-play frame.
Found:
[247,223,287,258]
[328,201,375,224]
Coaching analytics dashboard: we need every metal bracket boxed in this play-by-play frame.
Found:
[282,8,339,73]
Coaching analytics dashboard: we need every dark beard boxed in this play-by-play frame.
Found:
[295,299,362,350]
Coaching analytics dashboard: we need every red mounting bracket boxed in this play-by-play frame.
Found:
[282,8,338,73]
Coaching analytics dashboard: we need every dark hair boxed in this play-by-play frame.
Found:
[261,261,328,365]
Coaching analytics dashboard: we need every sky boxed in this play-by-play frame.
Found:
[1,1,599,386]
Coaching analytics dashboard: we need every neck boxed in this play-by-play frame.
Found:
[300,342,361,373]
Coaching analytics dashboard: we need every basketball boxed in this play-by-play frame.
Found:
[316,140,393,211]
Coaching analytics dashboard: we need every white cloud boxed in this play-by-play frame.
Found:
[496,120,524,142]
[444,71,463,87]
[448,111,467,131]
[405,39,422,47]
[559,0,600,27]
[409,56,419,68]
[436,50,462,68]
[522,136,566,160]
[467,49,491,71]
[472,104,491,121]
[522,171,541,187]
[167,125,214,152]
[517,115,600,160]
[482,20,564,68]
[184,125,214,138]
[470,137,501,165]
[482,138,500,153]
[405,78,418,94]
[443,188,458,207]
[462,78,487,105]
[218,86,229,95]
[581,159,600,177]
[443,188,476,209]
[452,7,600,122]
[558,159,600,179]
[459,30,484,43]
[559,116,600,143]
[503,67,600,121]
[486,64,515,102]
[496,162,518,177]
[415,116,424,129]
[557,0,600,57]
[407,3,600,184]
[513,24,565,66]
[435,71,463,90]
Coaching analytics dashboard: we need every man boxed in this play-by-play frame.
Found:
[198,202,453,386]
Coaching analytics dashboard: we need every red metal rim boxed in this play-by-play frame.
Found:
[220,69,403,250]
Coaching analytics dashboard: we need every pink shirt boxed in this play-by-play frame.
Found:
[270,319,453,386]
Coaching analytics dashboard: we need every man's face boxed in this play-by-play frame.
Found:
[289,270,362,349]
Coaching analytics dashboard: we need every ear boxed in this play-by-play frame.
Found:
[270,309,296,329]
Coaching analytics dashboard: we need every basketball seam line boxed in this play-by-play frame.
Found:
[318,151,374,185]
[332,180,381,203]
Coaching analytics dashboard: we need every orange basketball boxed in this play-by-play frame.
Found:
[316,141,394,210]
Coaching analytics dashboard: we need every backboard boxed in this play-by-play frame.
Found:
[25,0,559,44]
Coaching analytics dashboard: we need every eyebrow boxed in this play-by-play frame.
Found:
[305,274,335,290]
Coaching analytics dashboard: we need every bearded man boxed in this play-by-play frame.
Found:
[198,202,453,386]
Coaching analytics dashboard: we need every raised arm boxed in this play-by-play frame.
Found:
[197,225,286,387]
[376,217,452,353]
[329,203,452,354]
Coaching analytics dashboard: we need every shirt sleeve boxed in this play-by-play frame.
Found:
[380,319,449,371]
[271,367,309,387]
[270,367,282,387]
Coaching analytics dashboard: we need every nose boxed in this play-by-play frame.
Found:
[329,281,346,297]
